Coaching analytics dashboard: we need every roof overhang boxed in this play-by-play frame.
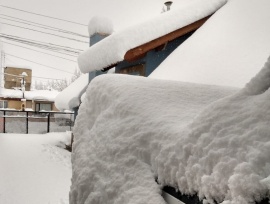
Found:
[124,15,211,62]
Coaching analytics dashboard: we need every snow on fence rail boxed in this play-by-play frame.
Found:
[0,109,74,134]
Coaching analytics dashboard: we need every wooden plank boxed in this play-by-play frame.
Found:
[124,16,210,62]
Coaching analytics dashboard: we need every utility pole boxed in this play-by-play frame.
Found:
[0,51,5,88]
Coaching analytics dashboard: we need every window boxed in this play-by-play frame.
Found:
[0,101,8,109]
[35,103,52,111]
[118,64,146,76]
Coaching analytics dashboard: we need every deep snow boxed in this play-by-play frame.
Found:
[70,74,238,204]
[0,132,71,204]
[55,74,88,111]
[71,55,270,204]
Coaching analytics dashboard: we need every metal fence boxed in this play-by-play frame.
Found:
[0,109,74,134]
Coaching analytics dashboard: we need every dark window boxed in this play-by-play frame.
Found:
[0,101,8,109]
[118,64,146,76]
[35,103,52,111]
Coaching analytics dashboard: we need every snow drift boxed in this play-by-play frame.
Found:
[55,74,88,111]
[70,74,241,204]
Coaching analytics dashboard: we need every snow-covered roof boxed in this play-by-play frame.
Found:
[150,0,270,88]
[0,88,59,102]
[78,0,227,73]
[55,74,88,111]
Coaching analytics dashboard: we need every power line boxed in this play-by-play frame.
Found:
[0,22,89,43]
[0,33,82,56]
[32,76,66,81]
[0,33,83,52]
[2,73,66,81]
[2,41,77,62]
[5,53,75,75]
[0,14,88,38]
[0,5,87,26]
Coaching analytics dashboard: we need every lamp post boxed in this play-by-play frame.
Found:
[20,72,28,112]
[20,72,28,99]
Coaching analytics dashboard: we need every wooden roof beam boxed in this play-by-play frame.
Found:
[124,15,211,62]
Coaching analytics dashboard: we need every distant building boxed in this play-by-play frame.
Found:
[0,67,59,111]
[0,89,59,111]
[4,67,32,91]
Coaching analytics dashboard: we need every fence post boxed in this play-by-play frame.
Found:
[70,113,72,131]
[26,112,29,134]
[3,110,5,133]
[47,113,50,133]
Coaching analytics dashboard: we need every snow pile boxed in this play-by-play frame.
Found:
[55,74,88,111]
[150,0,270,88]
[78,0,227,73]
[70,74,238,204]
[0,88,59,101]
[88,16,114,36]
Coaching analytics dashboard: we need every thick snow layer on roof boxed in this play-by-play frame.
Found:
[70,74,238,204]
[88,16,114,36]
[150,0,270,88]
[0,88,59,101]
[78,0,227,73]
[55,74,88,111]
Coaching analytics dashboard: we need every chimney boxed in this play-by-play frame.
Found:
[164,1,173,11]
[88,16,114,46]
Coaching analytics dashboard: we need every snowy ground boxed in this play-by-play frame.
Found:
[0,132,71,204]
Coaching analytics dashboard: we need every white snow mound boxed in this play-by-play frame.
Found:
[70,74,239,204]
[88,16,114,36]
[55,74,88,111]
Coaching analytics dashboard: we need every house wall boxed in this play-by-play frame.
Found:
[8,100,21,110]
[0,98,58,111]
[115,31,194,76]
[52,103,58,111]
[6,100,32,110]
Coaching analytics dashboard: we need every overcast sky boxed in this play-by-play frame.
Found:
[0,0,178,86]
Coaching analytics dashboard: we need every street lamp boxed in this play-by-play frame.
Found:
[20,72,28,99]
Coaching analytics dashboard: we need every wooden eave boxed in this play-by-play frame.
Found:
[124,15,211,62]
